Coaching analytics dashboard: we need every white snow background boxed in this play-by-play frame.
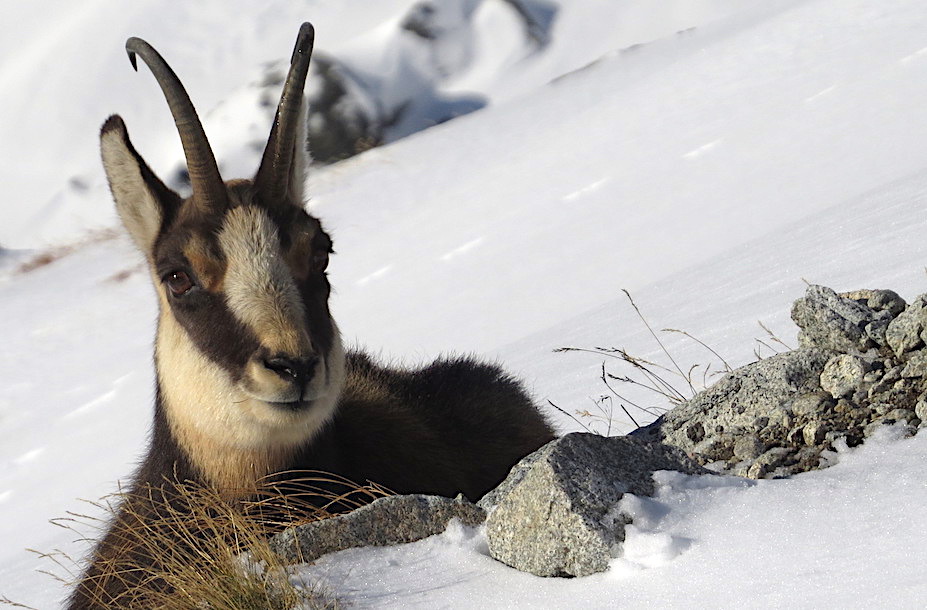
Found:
[2,0,927,607]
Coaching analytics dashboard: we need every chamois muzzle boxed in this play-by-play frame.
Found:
[264,354,320,388]
[242,344,329,410]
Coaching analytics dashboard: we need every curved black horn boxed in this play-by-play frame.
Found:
[126,37,227,213]
[255,22,315,206]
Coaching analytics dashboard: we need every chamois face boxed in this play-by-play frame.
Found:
[153,182,343,445]
[99,25,345,461]
[101,118,345,455]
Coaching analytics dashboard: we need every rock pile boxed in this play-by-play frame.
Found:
[634,285,925,478]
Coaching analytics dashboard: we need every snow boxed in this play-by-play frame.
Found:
[3,0,927,607]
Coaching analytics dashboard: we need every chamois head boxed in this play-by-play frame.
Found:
[100,24,345,478]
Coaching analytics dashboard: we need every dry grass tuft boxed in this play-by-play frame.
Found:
[753,319,793,360]
[36,473,389,609]
[553,290,732,435]
[553,291,791,435]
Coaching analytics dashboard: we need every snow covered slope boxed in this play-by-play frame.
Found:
[2,0,927,607]
[0,0,755,249]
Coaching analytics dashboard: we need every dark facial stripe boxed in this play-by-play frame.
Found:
[298,274,335,356]
[168,287,261,381]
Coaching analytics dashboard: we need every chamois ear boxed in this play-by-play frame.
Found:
[100,114,181,254]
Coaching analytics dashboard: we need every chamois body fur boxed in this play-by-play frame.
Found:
[68,24,553,608]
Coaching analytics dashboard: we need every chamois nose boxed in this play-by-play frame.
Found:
[263,355,319,385]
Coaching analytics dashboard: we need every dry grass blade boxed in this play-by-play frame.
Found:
[610,348,688,402]
[547,399,595,434]
[248,472,390,537]
[754,338,778,359]
[0,595,39,609]
[600,380,669,416]
[555,346,687,403]
[621,289,696,396]
[576,394,619,436]
[662,327,733,373]
[83,485,317,609]
[15,229,120,274]
[757,320,793,353]
[701,361,715,389]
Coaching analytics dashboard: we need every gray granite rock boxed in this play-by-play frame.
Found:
[916,399,927,427]
[632,287,927,479]
[841,289,907,316]
[479,433,707,578]
[632,348,832,460]
[746,447,790,479]
[271,494,485,565]
[864,410,918,438]
[820,354,869,399]
[802,421,828,446]
[791,285,876,352]
[901,350,927,378]
[790,392,832,417]
[864,311,893,347]
[886,295,927,356]
[733,434,765,461]
[841,289,905,348]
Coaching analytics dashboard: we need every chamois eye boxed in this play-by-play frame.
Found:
[166,271,194,296]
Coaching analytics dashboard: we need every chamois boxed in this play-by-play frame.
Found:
[68,22,554,608]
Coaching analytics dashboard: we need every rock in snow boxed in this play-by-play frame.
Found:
[270,434,706,579]
[270,494,485,564]
[253,0,553,164]
[478,433,706,577]
[820,353,870,399]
